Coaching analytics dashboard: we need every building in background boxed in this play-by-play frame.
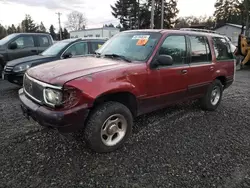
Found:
[70,27,120,39]
[214,23,245,46]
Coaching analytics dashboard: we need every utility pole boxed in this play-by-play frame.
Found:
[161,0,164,29]
[150,0,155,29]
[56,12,62,40]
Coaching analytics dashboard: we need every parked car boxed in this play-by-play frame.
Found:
[19,29,235,153]
[2,38,107,85]
[0,33,53,76]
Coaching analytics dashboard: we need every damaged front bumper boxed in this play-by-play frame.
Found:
[19,88,89,132]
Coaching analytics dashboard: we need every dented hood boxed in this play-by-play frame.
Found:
[27,56,130,85]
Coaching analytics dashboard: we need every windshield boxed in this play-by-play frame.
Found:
[97,32,162,61]
[41,40,71,56]
[0,33,18,45]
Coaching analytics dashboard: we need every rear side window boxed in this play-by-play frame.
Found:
[189,36,211,63]
[212,37,234,60]
[38,36,50,47]
[91,41,105,53]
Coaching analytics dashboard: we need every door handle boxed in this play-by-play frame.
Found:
[31,50,37,53]
[181,69,188,74]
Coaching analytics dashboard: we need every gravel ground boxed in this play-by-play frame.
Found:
[1,70,250,188]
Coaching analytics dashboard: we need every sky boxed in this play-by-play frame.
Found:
[0,0,216,31]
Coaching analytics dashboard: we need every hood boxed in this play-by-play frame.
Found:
[6,55,55,66]
[27,56,131,85]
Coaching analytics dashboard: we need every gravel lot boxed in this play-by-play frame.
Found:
[1,70,250,188]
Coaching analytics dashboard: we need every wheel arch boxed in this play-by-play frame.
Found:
[93,91,138,117]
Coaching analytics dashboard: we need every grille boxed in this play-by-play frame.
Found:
[4,65,14,72]
[23,74,44,103]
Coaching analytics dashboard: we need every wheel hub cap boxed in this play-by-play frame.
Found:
[101,114,128,146]
[107,124,118,135]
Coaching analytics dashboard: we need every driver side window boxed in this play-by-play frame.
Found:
[64,42,88,57]
[159,35,186,65]
[13,36,35,49]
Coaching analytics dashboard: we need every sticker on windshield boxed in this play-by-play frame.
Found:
[132,35,150,40]
[136,38,148,46]
[98,44,102,48]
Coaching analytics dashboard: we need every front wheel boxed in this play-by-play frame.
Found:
[84,101,133,153]
[200,79,223,111]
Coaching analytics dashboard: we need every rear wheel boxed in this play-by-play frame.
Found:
[200,79,223,111]
[84,101,133,153]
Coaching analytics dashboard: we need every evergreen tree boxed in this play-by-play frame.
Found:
[49,25,56,40]
[0,24,7,39]
[214,0,242,27]
[111,0,178,30]
[21,14,39,32]
[63,28,69,39]
[39,22,46,33]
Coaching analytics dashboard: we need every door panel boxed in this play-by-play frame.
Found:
[140,35,189,114]
[7,36,37,61]
[187,35,213,98]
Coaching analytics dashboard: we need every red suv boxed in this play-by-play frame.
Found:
[19,29,235,153]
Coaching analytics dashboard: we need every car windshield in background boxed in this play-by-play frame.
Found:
[41,40,71,56]
[0,33,18,45]
[97,32,162,62]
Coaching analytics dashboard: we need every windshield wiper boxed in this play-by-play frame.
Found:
[103,54,131,62]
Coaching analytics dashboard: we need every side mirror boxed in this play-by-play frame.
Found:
[157,55,173,66]
[62,52,72,59]
[151,55,173,68]
[9,42,17,50]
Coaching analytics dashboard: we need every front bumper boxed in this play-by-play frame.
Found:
[19,88,90,132]
[2,71,24,85]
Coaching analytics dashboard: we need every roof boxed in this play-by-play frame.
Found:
[70,27,120,33]
[12,32,51,35]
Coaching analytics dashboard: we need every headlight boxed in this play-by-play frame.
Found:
[13,64,30,72]
[43,88,63,106]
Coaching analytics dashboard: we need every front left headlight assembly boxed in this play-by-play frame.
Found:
[43,88,63,107]
[13,63,30,72]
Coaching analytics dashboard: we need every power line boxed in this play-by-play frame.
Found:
[56,12,62,40]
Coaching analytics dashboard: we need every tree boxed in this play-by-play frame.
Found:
[175,16,216,29]
[111,0,179,30]
[39,22,46,33]
[152,0,179,28]
[104,23,115,27]
[63,28,69,39]
[214,0,242,27]
[49,25,56,40]
[0,24,7,39]
[16,25,21,33]
[66,11,87,31]
[21,14,39,32]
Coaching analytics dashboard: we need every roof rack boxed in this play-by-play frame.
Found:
[179,28,219,34]
[80,37,109,40]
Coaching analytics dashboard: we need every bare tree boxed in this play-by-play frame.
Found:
[66,11,87,31]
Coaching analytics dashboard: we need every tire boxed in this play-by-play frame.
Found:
[84,101,133,153]
[200,79,223,111]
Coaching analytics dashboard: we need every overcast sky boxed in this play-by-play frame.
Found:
[0,0,216,31]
